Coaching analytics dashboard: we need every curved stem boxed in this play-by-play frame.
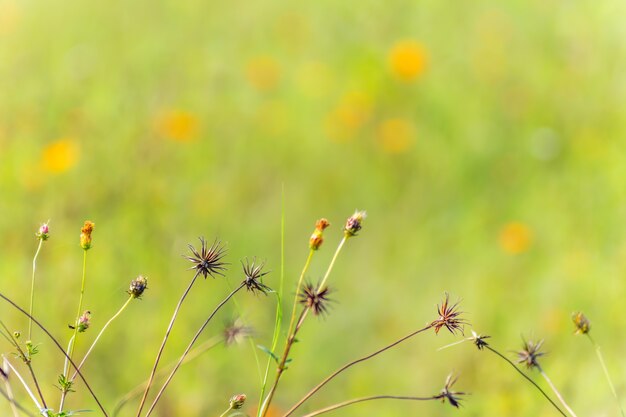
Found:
[538,367,578,417]
[145,283,245,417]
[587,334,625,417]
[28,239,43,341]
[1,357,41,410]
[70,295,133,381]
[282,324,432,417]
[135,270,200,417]
[300,395,436,417]
[112,337,222,417]
[485,346,566,417]
[0,291,109,416]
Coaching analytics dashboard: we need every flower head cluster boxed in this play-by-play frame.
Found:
[229,394,246,410]
[36,222,50,241]
[299,283,332,317]
[129,275,148,299]
[309,218,330,250]
[185,237,227,279]
[344,210,366,237]
[516,338,545,370]
[470,331,490,350]
[80,221,95,250]
[572,312,590,335]
[241,258,271,295]
[77,310,91,333]
[431,293,466,335]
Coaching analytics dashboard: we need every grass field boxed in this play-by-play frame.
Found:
[1,0,626,415]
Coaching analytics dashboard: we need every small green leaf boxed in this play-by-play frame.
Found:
[257,345,279,363]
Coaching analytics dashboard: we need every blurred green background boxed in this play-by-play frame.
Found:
[1,0,625,415]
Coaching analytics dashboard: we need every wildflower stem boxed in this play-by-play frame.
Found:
[218,407,232,417]
[260,308,308,417]
[64,249,89,404]
[484,346,566,417]
[70,295,134,381]
[287,249,314,338]
[145,282,246,417]
[283,324,433,417]
[135,270,201,417]
[1,361,22,417]
[256,195,286,417]
[587,334,625,417]
[28,239,43,341]
[299,395,437,417]
[538,366,578,417]
[0,322,47,409]
[0,291,109,416]
[112,337,222,417]
[1,357,41,410]
[318,236,347,290]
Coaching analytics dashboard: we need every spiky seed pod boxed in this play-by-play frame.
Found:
[516,338,545,370]
[185,237,228,279]
[299,282,332,316]
[241,258,271,295]
[431,293,467,335]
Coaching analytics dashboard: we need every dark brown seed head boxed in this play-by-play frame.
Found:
[435,373,467,408]
[298,282,332,316]
[185,237,227,279]
[241,258,271,295]
[431,293,467,336]
[516,338,545,370]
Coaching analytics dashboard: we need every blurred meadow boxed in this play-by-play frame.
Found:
[1,0,626,415]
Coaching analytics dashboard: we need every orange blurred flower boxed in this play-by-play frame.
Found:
[388,40,428,82]
[325,91,373,142]
[42,139,79,173]
[377,118,414,153]
[155,110,199,142]
[246,56,281,92]
[499,222,532,254]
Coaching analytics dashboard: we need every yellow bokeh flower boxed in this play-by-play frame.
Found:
[499,222,532,254]
[325,91,373,142]
[389,40,428,82]
[156,110,199,142]
[377,118,414,154]
[246,56,281,92]
[42,139,79,173]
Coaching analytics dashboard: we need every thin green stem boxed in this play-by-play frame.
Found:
[287,250,314,338]
[28,239,43,341]
[282,324,433,417]
[59,336,75,411]
[485,346,566,417]
[0,322,47,410]
[587,334,625,417]
[112,337,222,417]
[299,395,436,417]
[70,295,134,381]
[257,189,286,417]
[1,357,41,411]
[219,407,232,417]
[0,291,109,416]
[318,236,347,290]
[538,366,578,417]
[135,270,201,417]
[145,283,246,417]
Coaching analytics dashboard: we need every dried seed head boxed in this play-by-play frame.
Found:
[229,393,246,410]
[572,312,590,335]
[80,221,95,250]
[516,338,545,370]
[435,373,467,408]
[185,237,228,279]
[223,319,254,346]
[129,275,148,299]
[298,282,332,316]
[344,210,366,237]
[36,221,50,241]
[309,218,331,250]
[241,258,271,295]
[431,293,467,336]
